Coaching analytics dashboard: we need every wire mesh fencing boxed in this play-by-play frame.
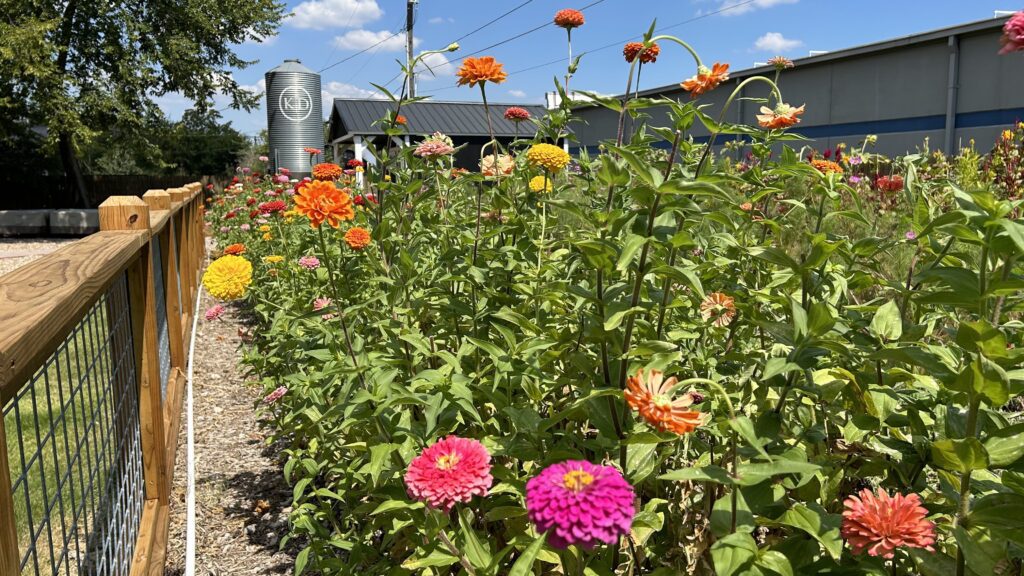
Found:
[3,274,145,576]
[152,239,172,401]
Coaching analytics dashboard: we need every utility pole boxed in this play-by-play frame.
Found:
[406,0,417,97]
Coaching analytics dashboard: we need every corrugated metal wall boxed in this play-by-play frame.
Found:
[572,23,1024,157]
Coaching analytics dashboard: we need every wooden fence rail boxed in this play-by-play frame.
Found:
[0,183,205,575]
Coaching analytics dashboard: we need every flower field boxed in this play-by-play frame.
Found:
[200,14,1024,576]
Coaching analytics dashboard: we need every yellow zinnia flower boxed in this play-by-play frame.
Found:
[263,255,284,264]
[259,224,271,232]
[1002,129,1014,142]
[526,143,570,173]
[202,255,252,301]
[262,232,273,241]
[529,175,553,193]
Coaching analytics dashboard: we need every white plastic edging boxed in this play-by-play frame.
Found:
[184,284,203,576]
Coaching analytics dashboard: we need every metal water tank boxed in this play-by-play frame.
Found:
[265,59,323,177]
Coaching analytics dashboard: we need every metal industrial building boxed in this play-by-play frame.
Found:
[571,15,1024,156]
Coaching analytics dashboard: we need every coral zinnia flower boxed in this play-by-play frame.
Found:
[811,158,844,175]
[1000,11,1024,54]
[700,292,736,327]
[303,147,322,155]
[480,154,514,177]
[767,55,795,70]
[526,143,570,173]
[344,226,372,250]
[504,106,531,121]
[681,63,730,98]
[405,436,492,512]
[841,488,936,558]
[312,163,343,181]
[204,304,225,321]
[293,180,354,228]
[529,175,553,193]
[625,369,708,435]
[456,56,508,87]
[414,132,455,158]
[756,103,805,129]
[623,41,660,64]
[395,114,408,126]
[312,297,335,320]
[553,8,585,29]
[526,460,635,549]
[223,243,245,256]
[202,255,252,301]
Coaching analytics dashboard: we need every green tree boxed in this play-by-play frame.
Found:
[0,0,284,205]
[160,109,250,176]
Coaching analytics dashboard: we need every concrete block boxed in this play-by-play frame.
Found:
[0,210,49,236]
[48,209,99,236]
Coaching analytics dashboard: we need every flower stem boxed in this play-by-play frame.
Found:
[954,393,981,576]
[316,226,364,387]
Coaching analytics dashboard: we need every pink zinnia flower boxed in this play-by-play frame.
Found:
[219,226,230,234]
[204,304,225,321]
[240,224,251,232]
[841,488,936,558]
[504,106,531,121]
[414,133,456,158]
[1000,11,1024,54]
[274,174,290,184]
[258,155,269,162]
[404,436,492,512]
[298,255,320,270]
[905,231,917,241]
[525,460,635,549]
[263,386,287,405]
[313,297,335,319]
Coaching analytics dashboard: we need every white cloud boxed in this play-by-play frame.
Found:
[414,52,454,78]
[428,16,454,24]
[289,0,384,29]
[333,29,418,52]
[322,81,384,101]
[508,89,527,98]
[240,78,266,96]
[718,0,798,16]
[753,32,802,52]
[244,34,278,46]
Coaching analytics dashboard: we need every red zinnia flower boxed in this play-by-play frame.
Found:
[245,197,256,206]
[553,8,585,29]
[404,436,492,512]
[623,41,660,64]
[347,159,364,168]
[504,106,531,121]
[842,488,936,558]
[259,200,287,214]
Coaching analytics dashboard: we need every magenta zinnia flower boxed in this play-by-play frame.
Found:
[525,460,635,549]
[204,304,225,321]
[1000,11,1024,54]
[404,436,492,512]
[841,488,936,558]
[263,386,288,405]
[298,255,320,270]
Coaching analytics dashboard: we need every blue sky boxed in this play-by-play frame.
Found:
[164,0,1018,134]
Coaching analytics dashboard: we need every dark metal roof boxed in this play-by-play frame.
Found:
[329,99,547,140]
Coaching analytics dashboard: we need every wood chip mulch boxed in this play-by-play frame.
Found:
[164,251,296,575]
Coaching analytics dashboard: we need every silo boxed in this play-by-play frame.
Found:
[265,59,323,177]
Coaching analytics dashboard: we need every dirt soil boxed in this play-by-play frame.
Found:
[164,256,295,575]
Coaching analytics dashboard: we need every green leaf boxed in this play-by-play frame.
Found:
[969,493,1024,547]
[295,546,312,575]
[660,465,734,485]
[931,438,989,473]
[626,441,659,483]
[755,550,794,576]
[749,246,800,271]
[735,460,820,486]
[710,532,758,576]
[710,489,754,537]
[458,508,492,570]
[868,300,903,342]
[777,503,843,560]
[508,531,547,576]
[730,416,770,460]
[983,423,1024,467]
[402,549,459,569]
[616,234,648,272]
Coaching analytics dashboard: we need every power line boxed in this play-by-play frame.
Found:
[451,0,535,44]
[420,0,758,96]
[318,24,407,73]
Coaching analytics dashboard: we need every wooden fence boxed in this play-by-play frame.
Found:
[0,183,205,575]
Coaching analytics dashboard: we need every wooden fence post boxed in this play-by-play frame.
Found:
[143,190,184,371]
[0,416,21,574]
[98,196,169,504]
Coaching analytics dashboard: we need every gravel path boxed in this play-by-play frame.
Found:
[0,238,75,277]
[164,256,295,575]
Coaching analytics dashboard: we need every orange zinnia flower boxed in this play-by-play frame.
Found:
[811,158,844,175]
[756,103,805,129]
[700,292,736,327]
[223,243,245,256]
[293,180,354,229]
[312,162,343,181]
[395,114,408,126]
[344,226,372,250]
[680,63,730,98]
[625,370,708,435]
[456,56,508,87]
[553,8,585,29]
[623,42,660,64]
